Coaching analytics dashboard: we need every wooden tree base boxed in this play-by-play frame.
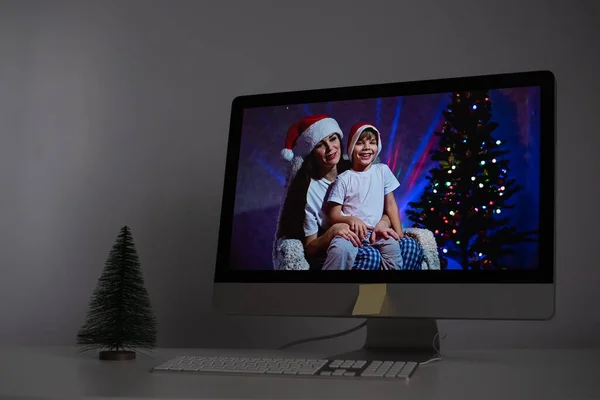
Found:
[99,350,136,361]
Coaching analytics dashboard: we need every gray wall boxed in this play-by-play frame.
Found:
[1,0,598,352]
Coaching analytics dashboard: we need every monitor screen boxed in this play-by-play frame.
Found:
[215,71,554,284]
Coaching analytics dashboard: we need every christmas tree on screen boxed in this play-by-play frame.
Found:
[406,91,537,270]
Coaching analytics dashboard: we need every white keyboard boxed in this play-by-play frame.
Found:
[152,356,419,379]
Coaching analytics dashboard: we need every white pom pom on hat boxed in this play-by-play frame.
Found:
[280,114,343,162]
[280,148,294,162]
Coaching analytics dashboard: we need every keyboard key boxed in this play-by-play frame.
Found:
[266,369,284,374]
[298,370,317,375]
[398,362,418,378]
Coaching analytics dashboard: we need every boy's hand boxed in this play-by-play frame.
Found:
[347,217,372,241]
[370,227,400,243]
[329,223,362,247]
[370,220,402,243]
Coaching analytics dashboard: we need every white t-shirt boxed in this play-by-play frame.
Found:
[328,163,400,228]
[303,177,333,237]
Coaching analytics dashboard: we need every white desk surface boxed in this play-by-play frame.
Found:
[1,345,598,400]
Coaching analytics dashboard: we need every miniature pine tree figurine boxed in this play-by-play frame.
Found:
[77,225,157,360]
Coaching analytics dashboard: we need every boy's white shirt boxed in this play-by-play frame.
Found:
[328,163,400,228]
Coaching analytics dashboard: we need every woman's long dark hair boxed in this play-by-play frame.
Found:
[276,134,351,241]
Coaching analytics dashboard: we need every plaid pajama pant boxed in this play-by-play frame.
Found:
[353,237,424,271]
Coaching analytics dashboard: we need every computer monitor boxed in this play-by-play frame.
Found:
[214,70,555,361]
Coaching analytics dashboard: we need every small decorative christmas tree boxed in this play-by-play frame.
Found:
[77,226,157,360]
[406,91,537,270]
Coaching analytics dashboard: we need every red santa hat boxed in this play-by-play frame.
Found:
[346,123,382,160]
[281,114,343,163]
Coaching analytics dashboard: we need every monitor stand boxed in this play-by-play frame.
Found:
[328,318,440,363]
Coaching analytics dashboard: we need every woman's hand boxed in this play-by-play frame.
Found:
[329,223,363,248]
[346,217,372,241]
[370,219,401,243]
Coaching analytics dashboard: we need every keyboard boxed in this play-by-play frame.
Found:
[152,356,419,379]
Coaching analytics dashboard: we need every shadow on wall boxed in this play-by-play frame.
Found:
[138,191,223,347]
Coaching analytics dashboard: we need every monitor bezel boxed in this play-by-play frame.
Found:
[214,70,555,284]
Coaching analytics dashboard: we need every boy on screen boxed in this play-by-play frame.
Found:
[325,123,404,270]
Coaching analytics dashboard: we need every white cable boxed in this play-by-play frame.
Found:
[419,331,447,365]
[420,357,443,365]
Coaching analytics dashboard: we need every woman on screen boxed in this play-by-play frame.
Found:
[273,114,424,271]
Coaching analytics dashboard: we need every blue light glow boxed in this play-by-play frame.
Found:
[384,98,403,163]
[303,104,312,115]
